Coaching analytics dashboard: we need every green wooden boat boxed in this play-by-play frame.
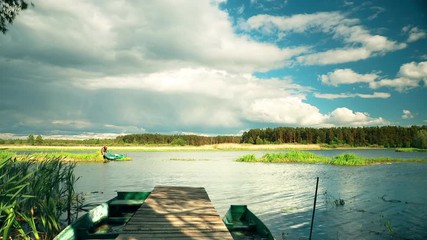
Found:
[54,191,150,240]
[223,205,275,240]
[104,152,126,160]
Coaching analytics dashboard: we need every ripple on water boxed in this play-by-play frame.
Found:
[74,151,427,240]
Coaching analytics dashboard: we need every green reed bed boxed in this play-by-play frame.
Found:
[0,157,82,239]
[0,150,119,162]
[236,151,427,166]
[236,151,329,164]
[25,152,106,162]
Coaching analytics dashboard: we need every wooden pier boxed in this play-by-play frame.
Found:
[116,186,233,240]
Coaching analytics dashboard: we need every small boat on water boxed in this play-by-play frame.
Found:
[104,152,127,160]
[223,205,275,240]
[54,191,150,240]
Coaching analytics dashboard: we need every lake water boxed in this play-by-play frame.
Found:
[73,149,427,239]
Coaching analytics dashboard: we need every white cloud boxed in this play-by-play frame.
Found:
[0,1,395,135]
[370,61,427,91]
[403,26,427,42]
[244,97,326,126]
[402,110,414,119]
[75,67,307,99]
[314,92,390,99]
[320,68,379,86]
[2,0,304,74]
[326,107,389,126]
[356,92,391,99]
[75,67,387,128]
[245,12,406,65]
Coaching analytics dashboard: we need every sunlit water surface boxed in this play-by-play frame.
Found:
[74,149,427,239]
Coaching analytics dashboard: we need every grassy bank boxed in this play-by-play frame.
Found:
[0,150,131,162]
[236,151,427,166]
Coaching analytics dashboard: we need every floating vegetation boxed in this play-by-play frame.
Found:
[395,148,427,152]
[323,191,347,208]
[334,199,345,206]
[329,153,368,165]
[235,154,257,162]
[236,151,427,166]
[236,151,329,163]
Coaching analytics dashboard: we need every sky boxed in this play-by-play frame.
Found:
[0,0,427,139]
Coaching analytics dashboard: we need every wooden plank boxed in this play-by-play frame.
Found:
[116,186,233,240]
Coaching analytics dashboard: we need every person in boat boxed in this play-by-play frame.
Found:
[101,146,108,158]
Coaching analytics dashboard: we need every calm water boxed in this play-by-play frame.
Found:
[74,149,427,240]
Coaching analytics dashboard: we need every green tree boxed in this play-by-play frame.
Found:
[171,138,187,146]
[1,0,33,34]
[35,135,43,145]
[27,134,34,145]
[414,130,427,149]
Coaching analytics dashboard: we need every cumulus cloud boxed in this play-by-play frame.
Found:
[245,12,406,65]
[74,67,387,128]
[326,107,388,126]
[402,110,414,119]
[319,68,379,86]
[1,0,303,74]
[370,61,427,91]
[0,0,394,136]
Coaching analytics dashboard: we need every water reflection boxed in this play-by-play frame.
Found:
[74,150,427,239]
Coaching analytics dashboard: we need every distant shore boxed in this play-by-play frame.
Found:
[1,143,325,151]
[0,143,399,152]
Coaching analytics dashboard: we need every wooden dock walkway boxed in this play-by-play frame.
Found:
[116,186,233,240]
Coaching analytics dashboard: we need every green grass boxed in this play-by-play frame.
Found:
[236,151,329,164]
[260,151,329,163]
[0,157,81,239]
[0,150,132,162]
[395,148,427,152]
[328,153,369,165]
[236,151,427,166]
[24,152,106,162]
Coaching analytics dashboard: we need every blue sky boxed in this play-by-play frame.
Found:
[0,0,426,139]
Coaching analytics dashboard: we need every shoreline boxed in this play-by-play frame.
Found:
[0,143,388,152]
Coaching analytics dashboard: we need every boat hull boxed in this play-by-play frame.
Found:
[54,191,150,240]
[104,152,126,160]
[223,205,275,240]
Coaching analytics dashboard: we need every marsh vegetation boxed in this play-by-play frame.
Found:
[236,151,427,166]
[0,150,131,162]
[0,157,82,239]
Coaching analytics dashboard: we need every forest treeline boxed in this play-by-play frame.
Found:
[241,125,427,148]
[0,133,241,146]
[116,134,241,146]
[1,126,426,148]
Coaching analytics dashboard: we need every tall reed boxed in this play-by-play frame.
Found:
[0,157,82,239]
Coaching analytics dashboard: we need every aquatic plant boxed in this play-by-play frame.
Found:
[236,154,257,162]
[236,151,329,163]
[24,152,105,162]
[0,157,82,239]
[329,153,368,166]
[236,151,427,166]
